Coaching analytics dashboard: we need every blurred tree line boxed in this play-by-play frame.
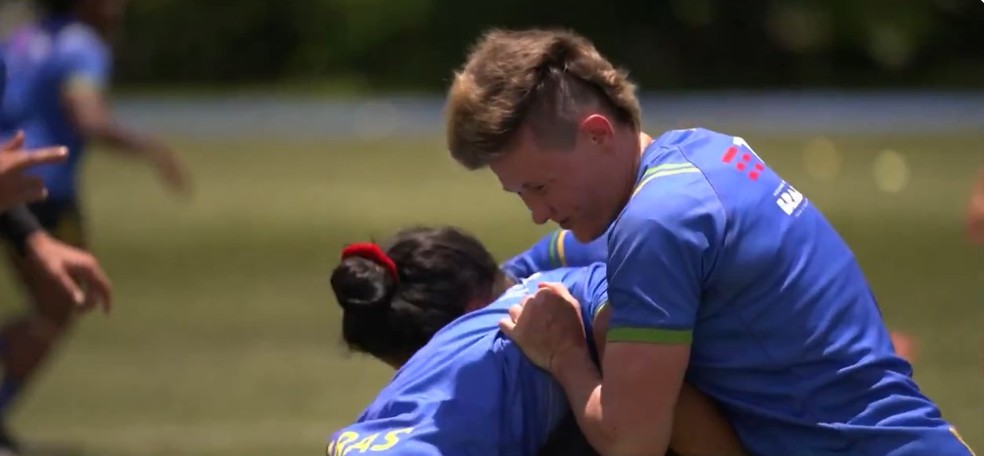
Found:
[38,0,984,91]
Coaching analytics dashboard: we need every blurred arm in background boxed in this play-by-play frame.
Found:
[62,78,191,198]
[965,166,984,244]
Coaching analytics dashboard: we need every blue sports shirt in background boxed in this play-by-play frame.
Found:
[1,15,111,202]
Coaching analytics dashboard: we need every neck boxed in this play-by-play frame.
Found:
[464,273,514,313]
[639,132,653,151]
[611,130,649,213]
[493,273,515,298]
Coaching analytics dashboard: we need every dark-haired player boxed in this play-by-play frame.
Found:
[325,226,744,456]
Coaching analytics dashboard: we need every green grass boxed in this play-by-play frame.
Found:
[0,130,980,455]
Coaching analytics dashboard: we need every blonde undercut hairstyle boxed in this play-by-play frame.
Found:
[445,28,642,170]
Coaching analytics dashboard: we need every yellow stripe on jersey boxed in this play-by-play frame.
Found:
[950,427,977,456]
[642,162,696,176]
[593,301,608,320]
[632,163,701,197]
[555,230,569,266]
[547,230,561,268]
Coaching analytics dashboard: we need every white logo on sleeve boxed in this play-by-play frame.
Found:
[774,181,806,216]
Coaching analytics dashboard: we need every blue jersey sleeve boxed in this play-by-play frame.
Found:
[60,32,110,91]
[566,263,610,326]
[501,229,608,280]
[606,172,725,344]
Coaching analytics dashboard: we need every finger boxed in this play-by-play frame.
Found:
[9,178,48,203]
[538,281,578,303]
[74,261,113,314]
[528,284,558,304]
[53,269,87,306]
[0,176,47,201]
[75,294,98,314]
[75,279,97,312]
[1,131,25,152]
[508,303,523,323]
[498,317,517,337]
[9,147,68,171]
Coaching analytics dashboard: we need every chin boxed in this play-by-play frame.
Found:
[569,224,605,243]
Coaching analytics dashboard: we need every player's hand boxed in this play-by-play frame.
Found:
[499,282,588,374]
[889,331,918,363]
[25,232,112,314]
[966,170,984,244]
[148,141,192,198]
[0,131,67,211]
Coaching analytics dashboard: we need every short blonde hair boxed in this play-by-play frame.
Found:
[446,28,641,170]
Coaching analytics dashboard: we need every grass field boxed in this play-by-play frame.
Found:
[0,128,980,455]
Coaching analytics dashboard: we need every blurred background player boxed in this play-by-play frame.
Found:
[0,33,111,326]
[0,0,188,451]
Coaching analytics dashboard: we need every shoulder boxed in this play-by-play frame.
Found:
[375,332,505,413]
[613,173,724,250]
[649,127,736,155]
[56,23,109,59]
[558,264,607,300]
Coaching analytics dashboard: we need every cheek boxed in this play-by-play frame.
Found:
[563,180,597,213]
[551,181,580,212]
[588,173,616,209]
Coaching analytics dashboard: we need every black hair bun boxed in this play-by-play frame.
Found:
[330,256,396,312]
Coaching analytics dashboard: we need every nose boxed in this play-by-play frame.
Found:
[528,200,554,225]
[520,194,553,225]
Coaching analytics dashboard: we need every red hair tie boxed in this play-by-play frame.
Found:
[341,242,398,282]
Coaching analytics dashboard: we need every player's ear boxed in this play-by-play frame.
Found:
[578,114,614,149]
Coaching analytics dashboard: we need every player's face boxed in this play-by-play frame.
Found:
[490,116,629,242]
[82,0,127,38]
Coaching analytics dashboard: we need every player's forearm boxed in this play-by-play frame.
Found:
[553,348,672,456]
[0,205,42,255]
[86,122,158,157]
[552,350,615,454]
